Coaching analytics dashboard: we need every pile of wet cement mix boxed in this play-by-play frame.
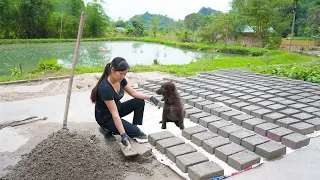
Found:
[1,130,153,180]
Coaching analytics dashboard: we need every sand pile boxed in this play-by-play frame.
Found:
[1,130,153,180]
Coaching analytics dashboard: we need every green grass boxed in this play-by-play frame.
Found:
[0,37,268,56]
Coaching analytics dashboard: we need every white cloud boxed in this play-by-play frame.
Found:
[99,0,232,21]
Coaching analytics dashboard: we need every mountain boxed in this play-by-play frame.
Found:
[129,12,176,30]
[198,7,222,16]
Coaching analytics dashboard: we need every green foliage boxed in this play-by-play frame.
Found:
[184,13,205,32]
[10,67,21,76]
[175,30,193,42]
[131,19,145,37]
[83,3,109,37]
[198,7,222,16]
[129,12,175,31]
[37,59,62,71]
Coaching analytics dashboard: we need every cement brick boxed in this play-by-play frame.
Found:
[214,88,229,94]
[188,161,224,180]
[208,120,232,133]
[166,143,197,163]
[254,123,279,136]
[195,100,214,110]
[241,105,261,115]
[289,122,315,135]
[220,110,242,121]
[229,130,256,145]
[256,100,276,108]
[211,106,232,117]
[231,114,254,126]
[192,131,219,146]
[266,104,287,111]
[287,95,304,100]
[202,136,231,154]
[176,152,209,173]
[305,118,320,130]
[184,104,194,110]
[148,131,175,146]
[190,112,211,123]
[203,104,223,113]
[241,135,270,152]
[297,98,315,104]
[238,95,255,102]
[188,98,206,106]
[242,118,266,131]
[215,143,246,162]
[199,116,222,128]
[181,95,198,104]
[267,127,294,142]
[218,124,243,138]
[214,96,232,102]
[222,99,241,107]
[302,107,320,113]
[289,103,309,109]
[255,142,286,160]
[229,92,246,98]
[313,111,320,117]
[276,118,301,128]
[185,88,201,94]
[247,97,265,104]
[205,94,222,101]
[281,133,310,149]
[192,89,208,96]
[199,91,215,99]
[277,92,292,98]
[156,137,185,154]
[251,109,273,119]
[260,94,275,99]
[279,99,296,106]
[185,108,203,118]
[251,91,266,96]
[227,150,261,171]
[231,102,251,111]
[279,108,301,116]
[292,112,315,121]
[263,112,286,124]
[182,125,207,140]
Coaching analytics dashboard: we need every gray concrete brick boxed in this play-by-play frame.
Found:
[242,118,266,131]
[208,120,233,133]
[205,94,222,101]
[221,110,242,121]
[289,103,309,109]
[214,96,232,102]
[238,95,256,102]
[242,105,261,115]
[231,114,254,126]
[188,98,206,106]
[215,88,229,94]
[297,98,315,104]
[242,135,270,152]
[156,137,185,154]
[302,107,320,113]
[215,143,246,162]
[276,118,301,128]
[254,123,279,136]
[223,99,241,107]
[287,95,304,101]
[185,87,201,94]
[202,136,231,154]
[166,143,197,163]
[251,109,273,119]
[222,90,238,96]
[180,92,190,97]
[256,100,276,108]
[267,127,294,142]
[289,122,315,135]
[242,89,257,94]
[247,97,265,104]
[292,112,315,121]
[281,133,310,149]
[263,112,286,124]
[192,89,208,96]
[278,99,296,106]
[309,101,320,107]
[218,124,243,138]
[277,92,292,97]
[176,152,209,173]
[195,100,214,110]
[305,118,320,130]
[182,125,207,140]
[229,130,256,145]
[188,161,224,180]
[192,131,219,146]
[190,112,211,123]
[185,108,203,118]
[199,91,215,99]
[231,102,251,111]
[203,104,223,113]
[251,91,266,96]
[269,97,286,103]
[227,150,261,171]
[148,131,175,146]
[313,111,320,117]
[260,94,275,99]
[279,108,301,116]
[229,92,246,98]
[181,95,198,104]
[199,116,222,128]
[184,104,194,110]
[255,142,286,160]
[211,106,232,117]
[266,104,287,111]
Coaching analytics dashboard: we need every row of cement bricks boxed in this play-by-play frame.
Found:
[148,131,224,180]
[156,78,320,135]
[135,82,311,150]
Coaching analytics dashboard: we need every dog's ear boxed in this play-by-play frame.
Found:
[168,82,175,92]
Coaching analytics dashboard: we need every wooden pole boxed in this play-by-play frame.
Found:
[63,12,86,129]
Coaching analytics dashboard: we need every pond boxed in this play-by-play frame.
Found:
[0,41,244,76]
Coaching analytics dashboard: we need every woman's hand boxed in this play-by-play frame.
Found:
[120,133,130,146]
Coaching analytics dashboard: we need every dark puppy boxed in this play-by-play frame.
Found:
[156,82,185,129]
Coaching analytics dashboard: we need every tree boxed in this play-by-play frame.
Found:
[131,19,144,37]
[83,3,109,37]
[151,16,160,37]
[184,13,205,33]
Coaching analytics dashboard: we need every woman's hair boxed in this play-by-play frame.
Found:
[90,57,130,103]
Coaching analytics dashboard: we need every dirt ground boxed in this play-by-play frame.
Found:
[0,72,183,180]
[0,72,175,102]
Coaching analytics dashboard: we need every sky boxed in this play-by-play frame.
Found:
[98,0,232,21]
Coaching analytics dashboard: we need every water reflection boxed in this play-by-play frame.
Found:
[0,41,244,76]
